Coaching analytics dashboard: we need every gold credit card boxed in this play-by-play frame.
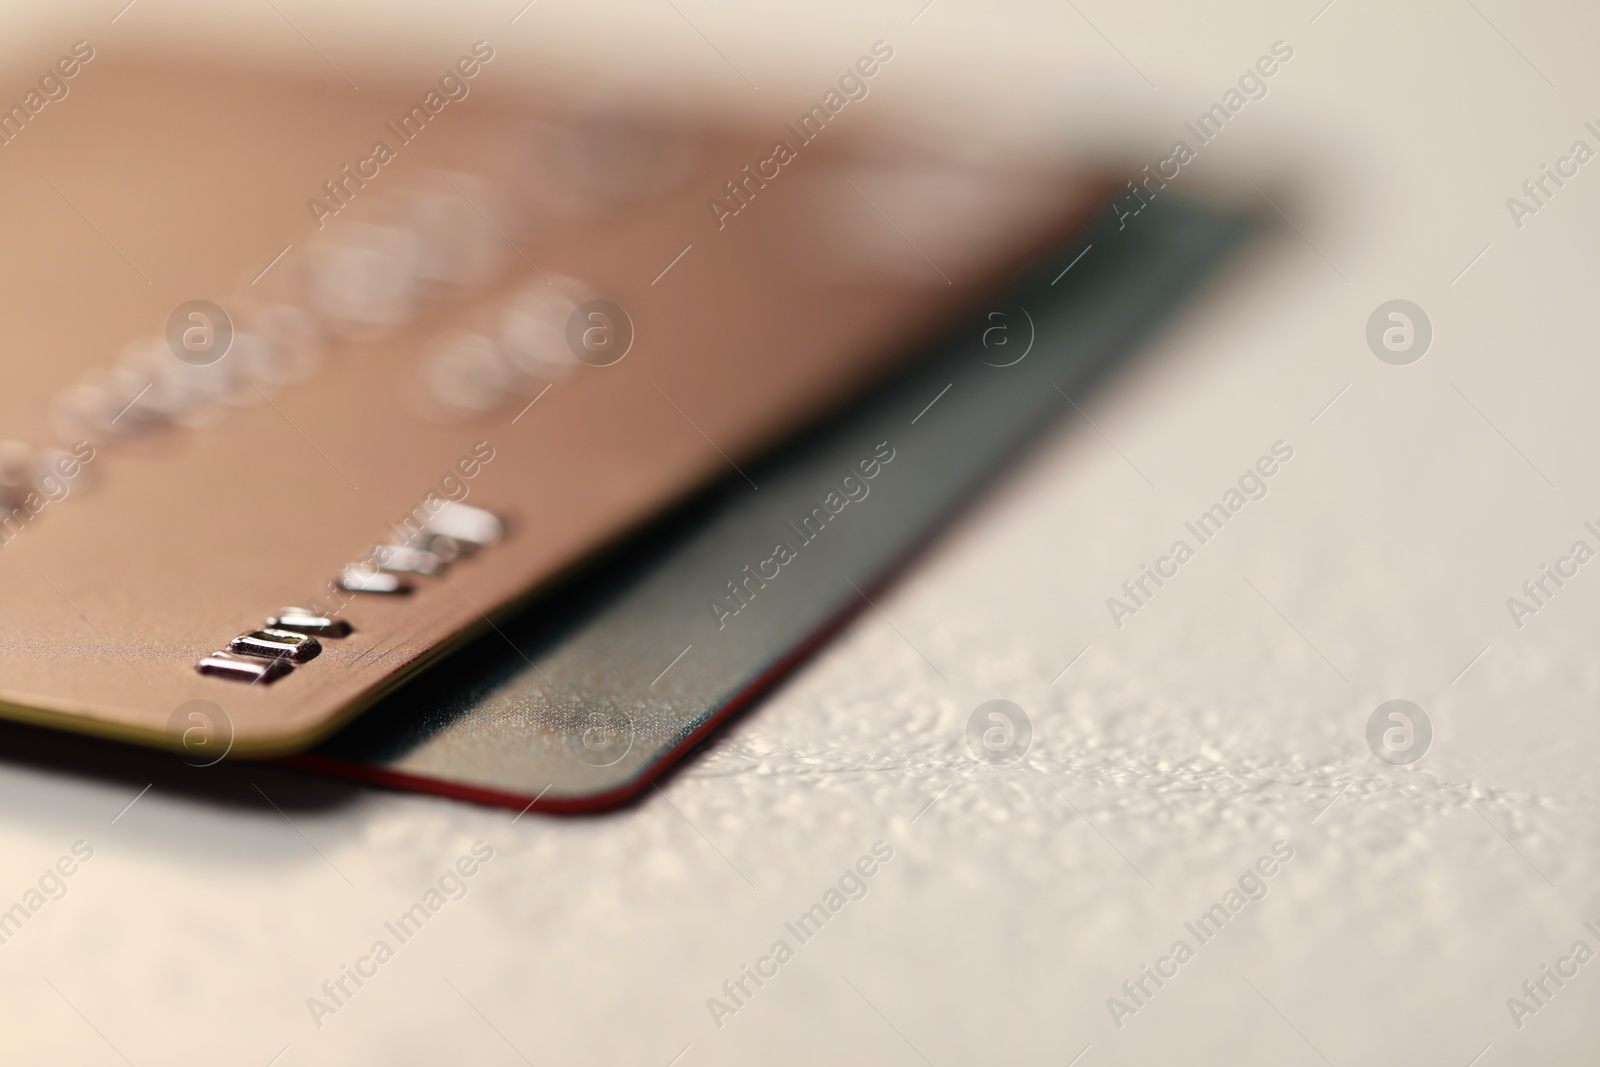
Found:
[0,45,1098,754]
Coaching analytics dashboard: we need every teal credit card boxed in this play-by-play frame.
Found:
[294,197,1249,812]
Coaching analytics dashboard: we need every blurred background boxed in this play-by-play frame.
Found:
[3,0,1600,1063]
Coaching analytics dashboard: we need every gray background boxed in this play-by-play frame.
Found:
[3,0,1598,1063]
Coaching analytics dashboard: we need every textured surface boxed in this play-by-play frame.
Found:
[4,0,1600,1064]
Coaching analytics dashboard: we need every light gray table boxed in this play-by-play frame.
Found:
[4,1,1598,1063]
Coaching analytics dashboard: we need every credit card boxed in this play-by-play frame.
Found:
[0,48,1102,753]
[296,197,1247,811]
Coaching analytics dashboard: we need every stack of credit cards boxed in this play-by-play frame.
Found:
[0,47,1243,808]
